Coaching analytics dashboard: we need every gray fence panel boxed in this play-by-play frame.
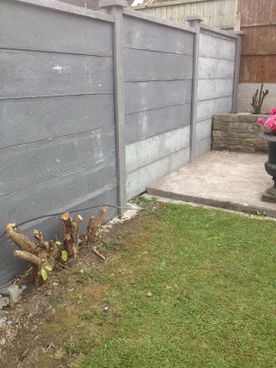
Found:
[199,33,236,60]
[124,49,193,81]
[125,104,191,144]
[0,161,117,228]
[125,80,192,114]
[124,14,193,199]
[0,0,239,285]
[0,94,114,148]
[0,0,117,285]
[195,29,236,157]
[0,185,118,286]
[0,128,116,196]
[0,0,113,56]
[0,50,113,99]
[123,15,193,55]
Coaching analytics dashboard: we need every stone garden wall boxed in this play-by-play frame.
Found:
[212,113,268,153]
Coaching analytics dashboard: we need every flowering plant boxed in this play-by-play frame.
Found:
[257,107,276,134]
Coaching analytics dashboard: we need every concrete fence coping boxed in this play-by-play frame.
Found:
[200,23,239,40]
[186,16,203,23]
[99,0,128,8]
[123,7,196,34]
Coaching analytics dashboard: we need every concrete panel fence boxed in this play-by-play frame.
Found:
[0,0,241,285]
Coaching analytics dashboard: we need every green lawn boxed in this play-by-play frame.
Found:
[6,200,274,367]
[68,200,276,368]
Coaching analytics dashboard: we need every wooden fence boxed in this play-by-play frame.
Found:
[135,0,239,30]
[239,0,276,83]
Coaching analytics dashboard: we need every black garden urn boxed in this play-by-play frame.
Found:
[262,134,276,202]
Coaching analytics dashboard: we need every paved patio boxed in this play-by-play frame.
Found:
[147,151,276,217]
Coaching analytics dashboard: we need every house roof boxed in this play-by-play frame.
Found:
[58,0,134,10]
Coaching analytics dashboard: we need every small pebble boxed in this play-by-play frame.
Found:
[0,316,8,327]
[0,296,9,310]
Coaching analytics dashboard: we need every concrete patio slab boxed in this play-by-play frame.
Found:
[147,151,276,217]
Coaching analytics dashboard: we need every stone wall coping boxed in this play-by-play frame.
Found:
[214,113,268,118]
[213,113,268,123]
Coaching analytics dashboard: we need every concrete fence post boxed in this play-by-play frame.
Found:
[232,31,243,113]
[186,16,202,161]
[99,0,127,216]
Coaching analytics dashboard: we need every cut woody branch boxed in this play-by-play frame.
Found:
[6,207,107,288]
[60,212,83,258]
[6,224,58,287]
[72,214,83,246]
[61,212,76,258]
[85,206,107,260]
[251,83,269,114]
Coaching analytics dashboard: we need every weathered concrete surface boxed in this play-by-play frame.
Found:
[147,151,276,217]
[0,0,117,286]
[194,30,236,158]
[124,14,193,200]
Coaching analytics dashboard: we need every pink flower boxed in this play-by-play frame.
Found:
[269,107,276,116]
[257,117,265,124]
[256,108,276,132]
[265,115,276,131]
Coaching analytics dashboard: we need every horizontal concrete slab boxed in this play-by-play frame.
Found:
[147,151,276,217]
[199,33,235,60]
[0,0,113,56]
[126,126,190,173]
[123,15,193,55]
[196,119,212,142]
[124,49,193,82]
[125,80,192,114]
[125,103,191,144]
[198,57,234,80]
[197,79,233,101]
[127,147,190,200]
[0,50,113,99]
[0,94,115,149]
[197,96,232,122]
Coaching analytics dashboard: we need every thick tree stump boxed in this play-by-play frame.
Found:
[86,207,107,243]
[61,212,83,258]
[72,214,83,246]
[61,212,76,258]
[85,206,107,260]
